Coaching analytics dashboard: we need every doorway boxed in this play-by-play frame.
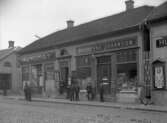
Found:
[0,74,11,90]
[97,56,111,94]
[59,67,69,94]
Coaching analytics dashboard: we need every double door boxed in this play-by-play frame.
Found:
[97,56,111,94]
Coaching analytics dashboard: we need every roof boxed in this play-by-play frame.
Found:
[147,1,167,22]
[19,6,154,54]
[0,47,21,61]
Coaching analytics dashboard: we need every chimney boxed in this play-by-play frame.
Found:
[66,20,74,29]
[8,41,14,48]
[125,0,134,10]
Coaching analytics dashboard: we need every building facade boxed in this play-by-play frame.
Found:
[148,1,167,106]
[0,41,21,94]
[19,1,167,104]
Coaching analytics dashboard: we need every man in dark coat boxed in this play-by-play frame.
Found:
[24,82,32,101]
[24,82,28,101]
[75,84,80,101]
[86,83,93,101]
[27,84,32,101]
[70,84,75,101]
[99,83,104,102]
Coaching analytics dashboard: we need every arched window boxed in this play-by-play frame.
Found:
[4,61,12,67]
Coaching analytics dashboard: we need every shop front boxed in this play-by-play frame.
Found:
[76,36,140,102]
[20,50,56,96]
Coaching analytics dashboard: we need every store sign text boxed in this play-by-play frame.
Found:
[92,38,136,52]
[77,37,137,55]
[20,51,56,63]
[156,38,167,48]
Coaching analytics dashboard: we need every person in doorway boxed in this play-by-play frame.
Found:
[86,83,93,101]
[99,82,104,102]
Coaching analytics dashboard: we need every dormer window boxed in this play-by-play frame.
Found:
[4,61,11,67]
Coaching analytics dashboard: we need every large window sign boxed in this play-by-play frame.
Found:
[153,60,166,90]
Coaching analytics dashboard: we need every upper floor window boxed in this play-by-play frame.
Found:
[4,61,11,67]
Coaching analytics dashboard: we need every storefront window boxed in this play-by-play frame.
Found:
[31,64,42,87]
[45,63,54,80]
[117,63,137,92]
[22,65,29,81]
[76,55,92,90]
[117,49,137,63]
[116,49,138,92]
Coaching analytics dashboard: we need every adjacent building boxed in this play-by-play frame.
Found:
[0,41,21,94]
[147,1,167,105]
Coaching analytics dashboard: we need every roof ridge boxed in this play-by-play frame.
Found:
[32,5,155,42]
[146,1,167,22]
[19,5,154,54]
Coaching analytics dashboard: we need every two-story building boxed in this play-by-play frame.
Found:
[147,1,167,106]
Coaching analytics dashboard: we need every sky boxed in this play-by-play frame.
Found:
[0,0,166,49]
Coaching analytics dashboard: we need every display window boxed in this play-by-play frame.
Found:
[31,64,42,87]
[116,63,137,92]
[76,55,92,90]
[45,63,54,80]
[22,65,29,81]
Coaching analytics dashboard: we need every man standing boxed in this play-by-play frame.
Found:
[75,84,80,101]
[86,83,93,101]
[70,84,75,101]
[27,83,32,101]
[24,82,28,101]
[2,81,7,96]
[99,83,104,102]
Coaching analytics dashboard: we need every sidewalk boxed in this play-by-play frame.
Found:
[3,95,167,113]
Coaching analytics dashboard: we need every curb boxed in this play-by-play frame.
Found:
[5,96,167,113]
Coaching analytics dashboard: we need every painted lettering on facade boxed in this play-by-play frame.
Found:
[92,38,136,52]
[20,51,56,63]
[77,37,137,55]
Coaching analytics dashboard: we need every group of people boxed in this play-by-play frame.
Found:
[23,81,105,102]
[86,83,94,101]
[67,84,80,101]
[67,82,104,102]
[23,82,32,101]
[86,82,104,102]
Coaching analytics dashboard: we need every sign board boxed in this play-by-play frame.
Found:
[77,36,137,55]
[156,38,167,48]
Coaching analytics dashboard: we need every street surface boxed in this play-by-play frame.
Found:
[0,98,166,123]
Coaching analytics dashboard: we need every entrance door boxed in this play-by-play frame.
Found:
[60,67,69,94]
[97,56,111,94]
[0,74,11,90]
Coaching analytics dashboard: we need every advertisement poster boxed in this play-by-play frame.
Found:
[155,66,164,89]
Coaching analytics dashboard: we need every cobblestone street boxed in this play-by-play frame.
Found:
[0,98,166,123]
